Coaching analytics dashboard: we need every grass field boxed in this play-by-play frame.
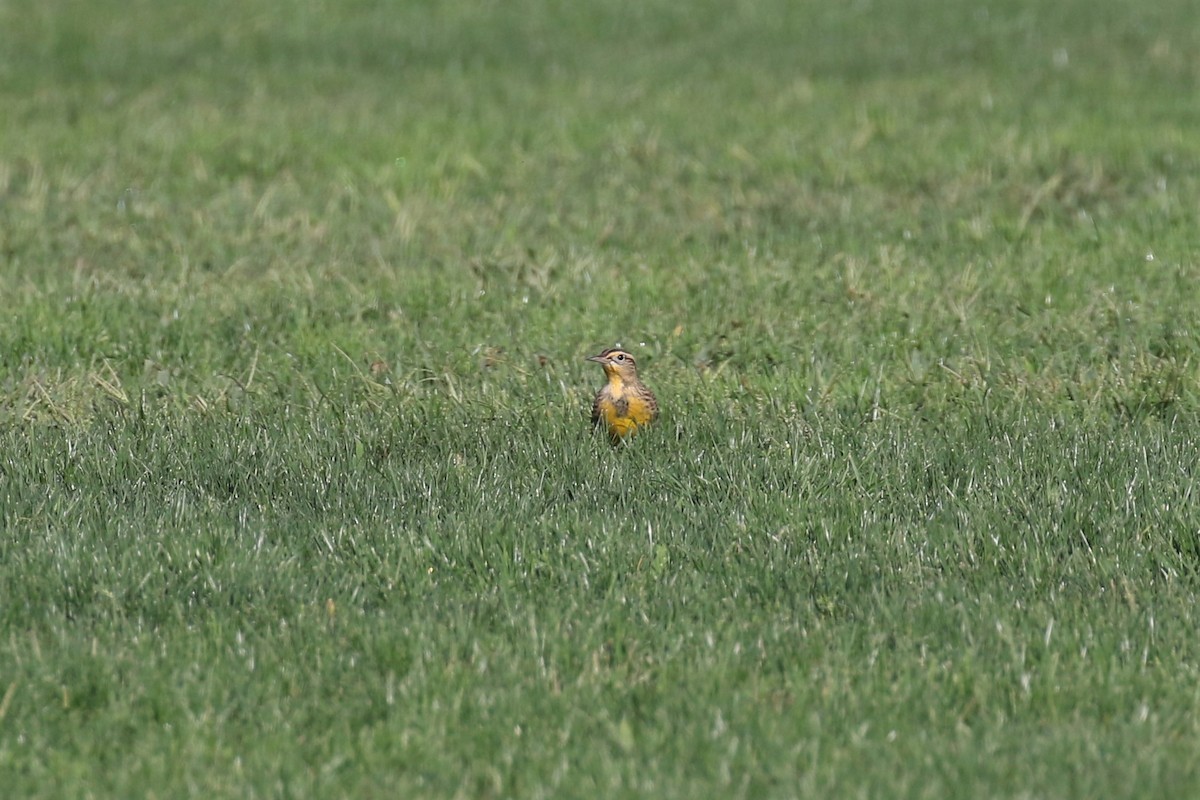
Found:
[3,0,1200,796]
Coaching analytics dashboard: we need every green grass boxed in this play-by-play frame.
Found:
[3,0,1200,796]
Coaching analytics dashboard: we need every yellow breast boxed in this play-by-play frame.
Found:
[594,382,657,440]
[622,393,657,427]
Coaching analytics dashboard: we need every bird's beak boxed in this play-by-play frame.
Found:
[586,354,607,364]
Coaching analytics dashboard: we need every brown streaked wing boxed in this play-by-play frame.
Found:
[591,391,604,426]
[646,388,660,421]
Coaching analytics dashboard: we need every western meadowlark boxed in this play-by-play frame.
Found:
[587,347,658,442]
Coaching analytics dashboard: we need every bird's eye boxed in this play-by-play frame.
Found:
[615,354,626,361]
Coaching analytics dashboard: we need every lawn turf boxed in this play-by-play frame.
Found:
[3,0,1200,797]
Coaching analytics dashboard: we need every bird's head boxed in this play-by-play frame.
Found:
[587,348,641,381]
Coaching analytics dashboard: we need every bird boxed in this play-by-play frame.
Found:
[587,347,659,442]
